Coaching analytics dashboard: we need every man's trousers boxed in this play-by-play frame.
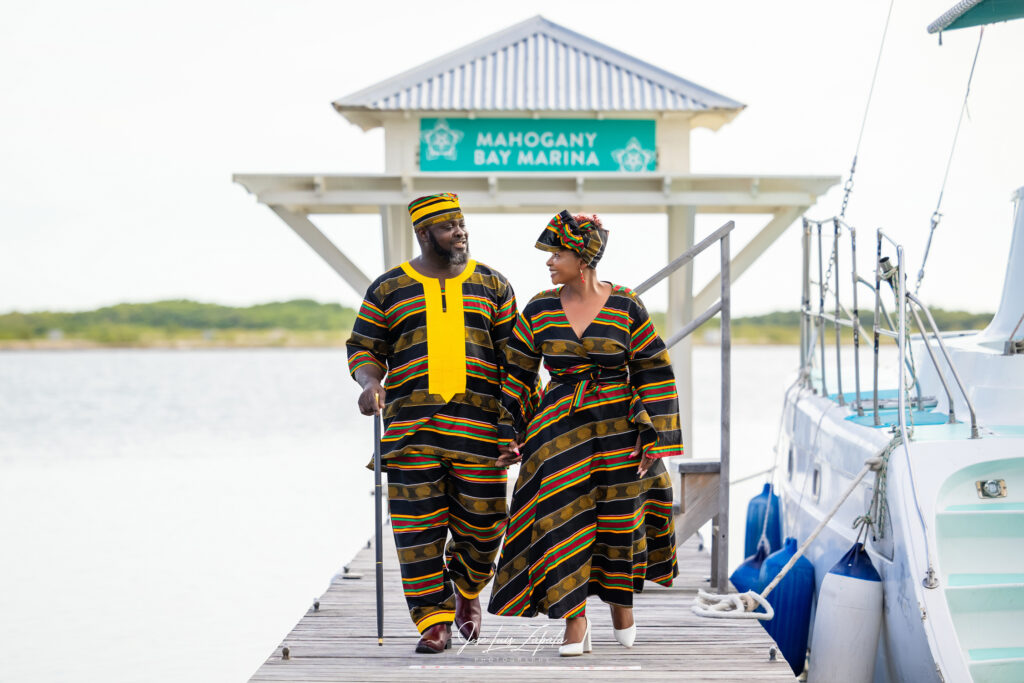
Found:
[386,454,508,633]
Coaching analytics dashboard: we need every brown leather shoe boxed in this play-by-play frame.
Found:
[415,623,452,654]
[454,592,482,641]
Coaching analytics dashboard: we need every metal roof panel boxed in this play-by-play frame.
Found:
[333,16,744,125]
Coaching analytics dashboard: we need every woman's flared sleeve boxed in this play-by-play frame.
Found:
[491,278,518,387]
[627,294,684,458]
[346,288,389,379]
[497,305,542,442]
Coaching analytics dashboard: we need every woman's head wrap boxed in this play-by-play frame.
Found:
[535,210,607,267]
[408,193,463,229]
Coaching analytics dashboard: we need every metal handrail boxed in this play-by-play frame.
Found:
[907,303,957,425]
[635,219,735,591]
[635,220,736,296]
[800,218,965,433]
[907,292,980,438]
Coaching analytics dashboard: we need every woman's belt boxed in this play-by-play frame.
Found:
[549,368,628,414]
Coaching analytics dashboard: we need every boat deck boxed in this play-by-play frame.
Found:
[248,530,796,682]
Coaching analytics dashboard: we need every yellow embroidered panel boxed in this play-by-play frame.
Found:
[400,261,475,402]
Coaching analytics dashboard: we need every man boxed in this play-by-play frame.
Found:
[346,193,517,653]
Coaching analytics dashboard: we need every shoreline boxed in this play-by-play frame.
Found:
[0,337,805,351]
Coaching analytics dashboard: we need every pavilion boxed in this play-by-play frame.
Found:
[234,16,838,449]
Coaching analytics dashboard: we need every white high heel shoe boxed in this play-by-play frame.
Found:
[610,605,636,647]
[558,617,592,656]
[613,622,637,647]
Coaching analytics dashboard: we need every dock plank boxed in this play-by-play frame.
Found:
[249,531,795,681]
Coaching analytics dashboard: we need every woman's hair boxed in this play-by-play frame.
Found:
[566,213,608,269]
[573,213,602,230]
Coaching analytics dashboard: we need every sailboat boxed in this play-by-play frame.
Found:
[770,2,1024,682]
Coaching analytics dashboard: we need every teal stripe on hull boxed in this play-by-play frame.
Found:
[949,573,1024,587]
[946,502,1024,512]
[845,409,949,427]
[970,647,1024,662]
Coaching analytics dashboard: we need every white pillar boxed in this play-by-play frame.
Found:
[667,205,696,457]
[380,205,414,269]
[382,116,419,173]
[655,114,692,172]
[380,116,420,269]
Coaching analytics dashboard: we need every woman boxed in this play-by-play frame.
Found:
[487,211,681,656]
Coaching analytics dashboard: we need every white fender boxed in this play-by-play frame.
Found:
[808,543,883,683]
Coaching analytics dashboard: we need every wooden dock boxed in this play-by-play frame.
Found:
[249,530,795,682]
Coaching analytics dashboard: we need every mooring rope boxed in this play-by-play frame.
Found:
[852,431,901,541]
[692,435,898,620]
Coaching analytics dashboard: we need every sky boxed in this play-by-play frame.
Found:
[2,0,1022,317]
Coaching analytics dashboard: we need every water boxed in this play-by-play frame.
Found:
[0,347,804,682]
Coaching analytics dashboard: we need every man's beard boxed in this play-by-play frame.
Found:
[428,230,469,266]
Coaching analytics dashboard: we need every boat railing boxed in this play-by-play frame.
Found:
[799,217,980,438]
[636,219,735,591]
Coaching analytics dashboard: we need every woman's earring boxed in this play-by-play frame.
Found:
[579,266,586,284]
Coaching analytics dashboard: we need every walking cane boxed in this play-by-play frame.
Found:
[373,394,384,646]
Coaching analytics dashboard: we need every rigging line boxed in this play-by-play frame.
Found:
[854,0,897,161]
[917,27,985,293]
[840,0,897,219]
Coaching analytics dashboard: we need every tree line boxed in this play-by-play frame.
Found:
[0,299,991,344]
[0,300,356,341]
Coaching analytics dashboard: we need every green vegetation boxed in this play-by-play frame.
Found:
[664,307,994,345]
[0,300,992,349]
[712,308,992,332]
[0,300,355,348]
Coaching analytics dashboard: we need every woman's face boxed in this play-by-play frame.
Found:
[546,249,584,285]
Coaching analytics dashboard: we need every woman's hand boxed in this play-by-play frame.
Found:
[637,455,656,477]
[632,434,655,476]
[495,439,522,468]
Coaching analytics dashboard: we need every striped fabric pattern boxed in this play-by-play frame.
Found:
[535,212,607,267]
[347,260,515,633]
[408,193,463,229]
[487,284,680,619]
[387,453,507,632]
[346,261,517,465]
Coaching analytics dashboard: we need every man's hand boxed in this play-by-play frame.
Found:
[495,440,522,468]
[358,382,385,415]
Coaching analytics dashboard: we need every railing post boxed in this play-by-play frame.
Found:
[896,245,909,439]
[833,219,844,405]
[873,230,883,425]
[716,231,731,593]
[817,223,828,397]
[850,225,864,416]
[634,219,734,590]
[800,219,811,381]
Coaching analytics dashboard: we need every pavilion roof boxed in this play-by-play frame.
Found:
[333,15,745,131]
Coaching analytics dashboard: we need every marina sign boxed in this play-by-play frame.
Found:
[419,118,657,172]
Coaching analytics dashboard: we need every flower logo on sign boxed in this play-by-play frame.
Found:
[421,119,464,161]
[611,137,656,172]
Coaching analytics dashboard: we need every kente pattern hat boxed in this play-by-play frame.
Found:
[535,210,607,267]
[408,193,463,229]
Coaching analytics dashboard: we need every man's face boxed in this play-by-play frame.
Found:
[422,218,469,265]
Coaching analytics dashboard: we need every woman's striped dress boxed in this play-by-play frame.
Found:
[487,284,681,619]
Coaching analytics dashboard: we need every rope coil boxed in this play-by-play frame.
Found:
[691,442,893,620]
